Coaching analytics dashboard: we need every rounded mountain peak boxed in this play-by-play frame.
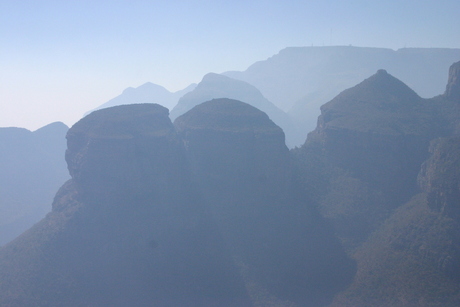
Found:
[174,98,283,134]
[318,69,424,134]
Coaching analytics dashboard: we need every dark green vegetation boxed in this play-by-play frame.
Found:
[0,122,69,246]
[1,60,460,306]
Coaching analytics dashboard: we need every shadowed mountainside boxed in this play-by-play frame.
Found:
[225,46,460,137]
[0,101,355,307]
[295,61,460,306]
[175,98,355,306]
[0,104,252,307]
[0,122,69,246]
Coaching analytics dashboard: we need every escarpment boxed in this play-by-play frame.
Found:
[299,69,442,247]
[0,100,354,307]
[175,98,355,307]
[0,104,251,307]
[445,61,460,102]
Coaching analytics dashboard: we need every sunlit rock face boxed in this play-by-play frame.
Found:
[175,98,355,307]
[0,104,251,307]
[445,61,460,102]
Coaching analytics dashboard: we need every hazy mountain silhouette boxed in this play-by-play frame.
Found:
[0,101,354,306]
[0,122,69,246]
[296,68,453,247]
[295,61,460,305]
[170,73,298,147]
[86,82,196,115]
[225,46,460,138]
[2,57,460,306]
[0,104,252,306]
[175,98,355,306]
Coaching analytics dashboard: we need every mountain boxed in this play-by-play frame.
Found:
[170,73,298,147]
[225,46,460,137]
[0,104,252,306]
[330,136,460,307]
[0,101,354,306]
[86,82,196,115]
[174,98,355,306]
[0,122,69,246]
[445,60,460,102]
[297,69,439,247]
[294,61,460,306]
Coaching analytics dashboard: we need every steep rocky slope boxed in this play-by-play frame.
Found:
[295,61,460,306]
[330,137,460,306]
[296,69,440,248]
[175,98,355,306]
[0,104,251,306]
[0,101,355,307]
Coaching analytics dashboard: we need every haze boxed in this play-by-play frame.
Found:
[1,0,459,130]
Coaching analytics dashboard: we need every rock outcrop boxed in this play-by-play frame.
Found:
[445,61,460,102]
[299,69,437,247]
[175,98,355,306]
[330,137,460,307]
[297,62,460,306]
[0,104,251,307]
[419,136,460,218]
[0,101,355,307]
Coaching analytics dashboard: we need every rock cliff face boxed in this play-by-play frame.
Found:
[445,61,460,102]
[66,104,183,203]
[175,98,355,306]
[0,101,355,307]
[330,137,460,307]
[300,70,437,247]
[419,136,460,218]
[297,62,460,306]
[0,104,251,307]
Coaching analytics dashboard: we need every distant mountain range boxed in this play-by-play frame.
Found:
[225,46,460,135]
[0,122,69,246]
[1,47,460,306]
[1,60,459,306]
[170,73,298,147]
[89,46,460,147]
[86,82,197,115]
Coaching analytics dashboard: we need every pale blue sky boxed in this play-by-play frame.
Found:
[1,0,459,129]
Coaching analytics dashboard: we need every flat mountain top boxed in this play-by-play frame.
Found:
[71,103,173,139]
